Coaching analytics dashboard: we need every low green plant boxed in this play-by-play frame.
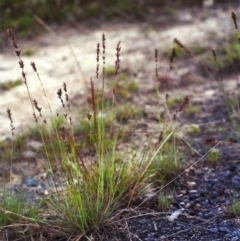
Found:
[166,95,184,110]
[23,48,37,56]
[157,192,171,211]
[0,134,25,162]
[228,197,240,216]
[116,105,143,123]
[0,79,22,91]
[187,124,201,135]
[173,43,207,59]
[184,105,201,116]
[207,148,219,165]
[0,191,38,226]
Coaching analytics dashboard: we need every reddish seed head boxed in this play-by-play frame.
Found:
[102,33,106,63]
[166,93,169,101]
[32,99,42,113]
[33,113,38,123]
[57,88,62,98]
[22,71,26,81]
[63,82,67,92]
[18,60,24,69]
[87,113,92,121]
[102,33,106,50]
[170,47,176,70]
[65,93,68,102]
[231,11,238,30]
[15,50,21,57]
[115,41,121,76]
[7,109,15,136]
[174,38,192,57]
[172,95,189,121]
[212,48,217,60]
[31,62,37,72]
[96,43,100,62]
[7,28,19,49]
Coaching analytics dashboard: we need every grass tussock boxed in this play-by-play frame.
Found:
[1,28,185,240]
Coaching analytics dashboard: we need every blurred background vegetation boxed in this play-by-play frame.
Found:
[0,0,236,37]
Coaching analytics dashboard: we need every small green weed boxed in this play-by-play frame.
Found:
[0,191,38,226]
[0,79,22,91]
[187,124,201,135]
[23,48,37,56]
[228,197,240,216]
[184,105,201,117]
[157,192,171,211]
[166,95,184,110]
[207,148,220,165]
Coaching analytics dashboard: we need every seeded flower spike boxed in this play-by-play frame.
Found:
[7,108,15,136]
[170,47,176,70]
[7,28,28,85]
[102,33,106,84]
[57,88,65,108]
[62,82,71,114]
[155,49,159,79]
[32,99,45,123]
[30,62,37,72]
[7,29,18,49]
[115,41,121,76]
[96,43,100,79]
[172,96,189,121]
[231,11,238,30]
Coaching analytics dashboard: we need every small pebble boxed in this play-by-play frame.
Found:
[209,227,218,233]
[189,190,197,194]
[24,177,38,187]
[187,181,196,189]
[195,203,201,209]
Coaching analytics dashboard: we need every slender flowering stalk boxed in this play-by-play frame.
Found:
[172,96,189,121]
[57,88,65,108]
[7,28,36,119]
[231,11,240,44]
[231,11,238,30]
[174,38,193,58]
[33,99,42,116]
[96,43,100,79]
[155,49,159,79]
[102,33,106,92]
[63,82,71,113]
[169,47,176,70]
[7,109,15,136]
[7,29,27,85]
[115,41,121,76]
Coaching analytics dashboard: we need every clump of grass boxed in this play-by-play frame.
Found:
[4,29,180,239]
[0,191,38,227]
